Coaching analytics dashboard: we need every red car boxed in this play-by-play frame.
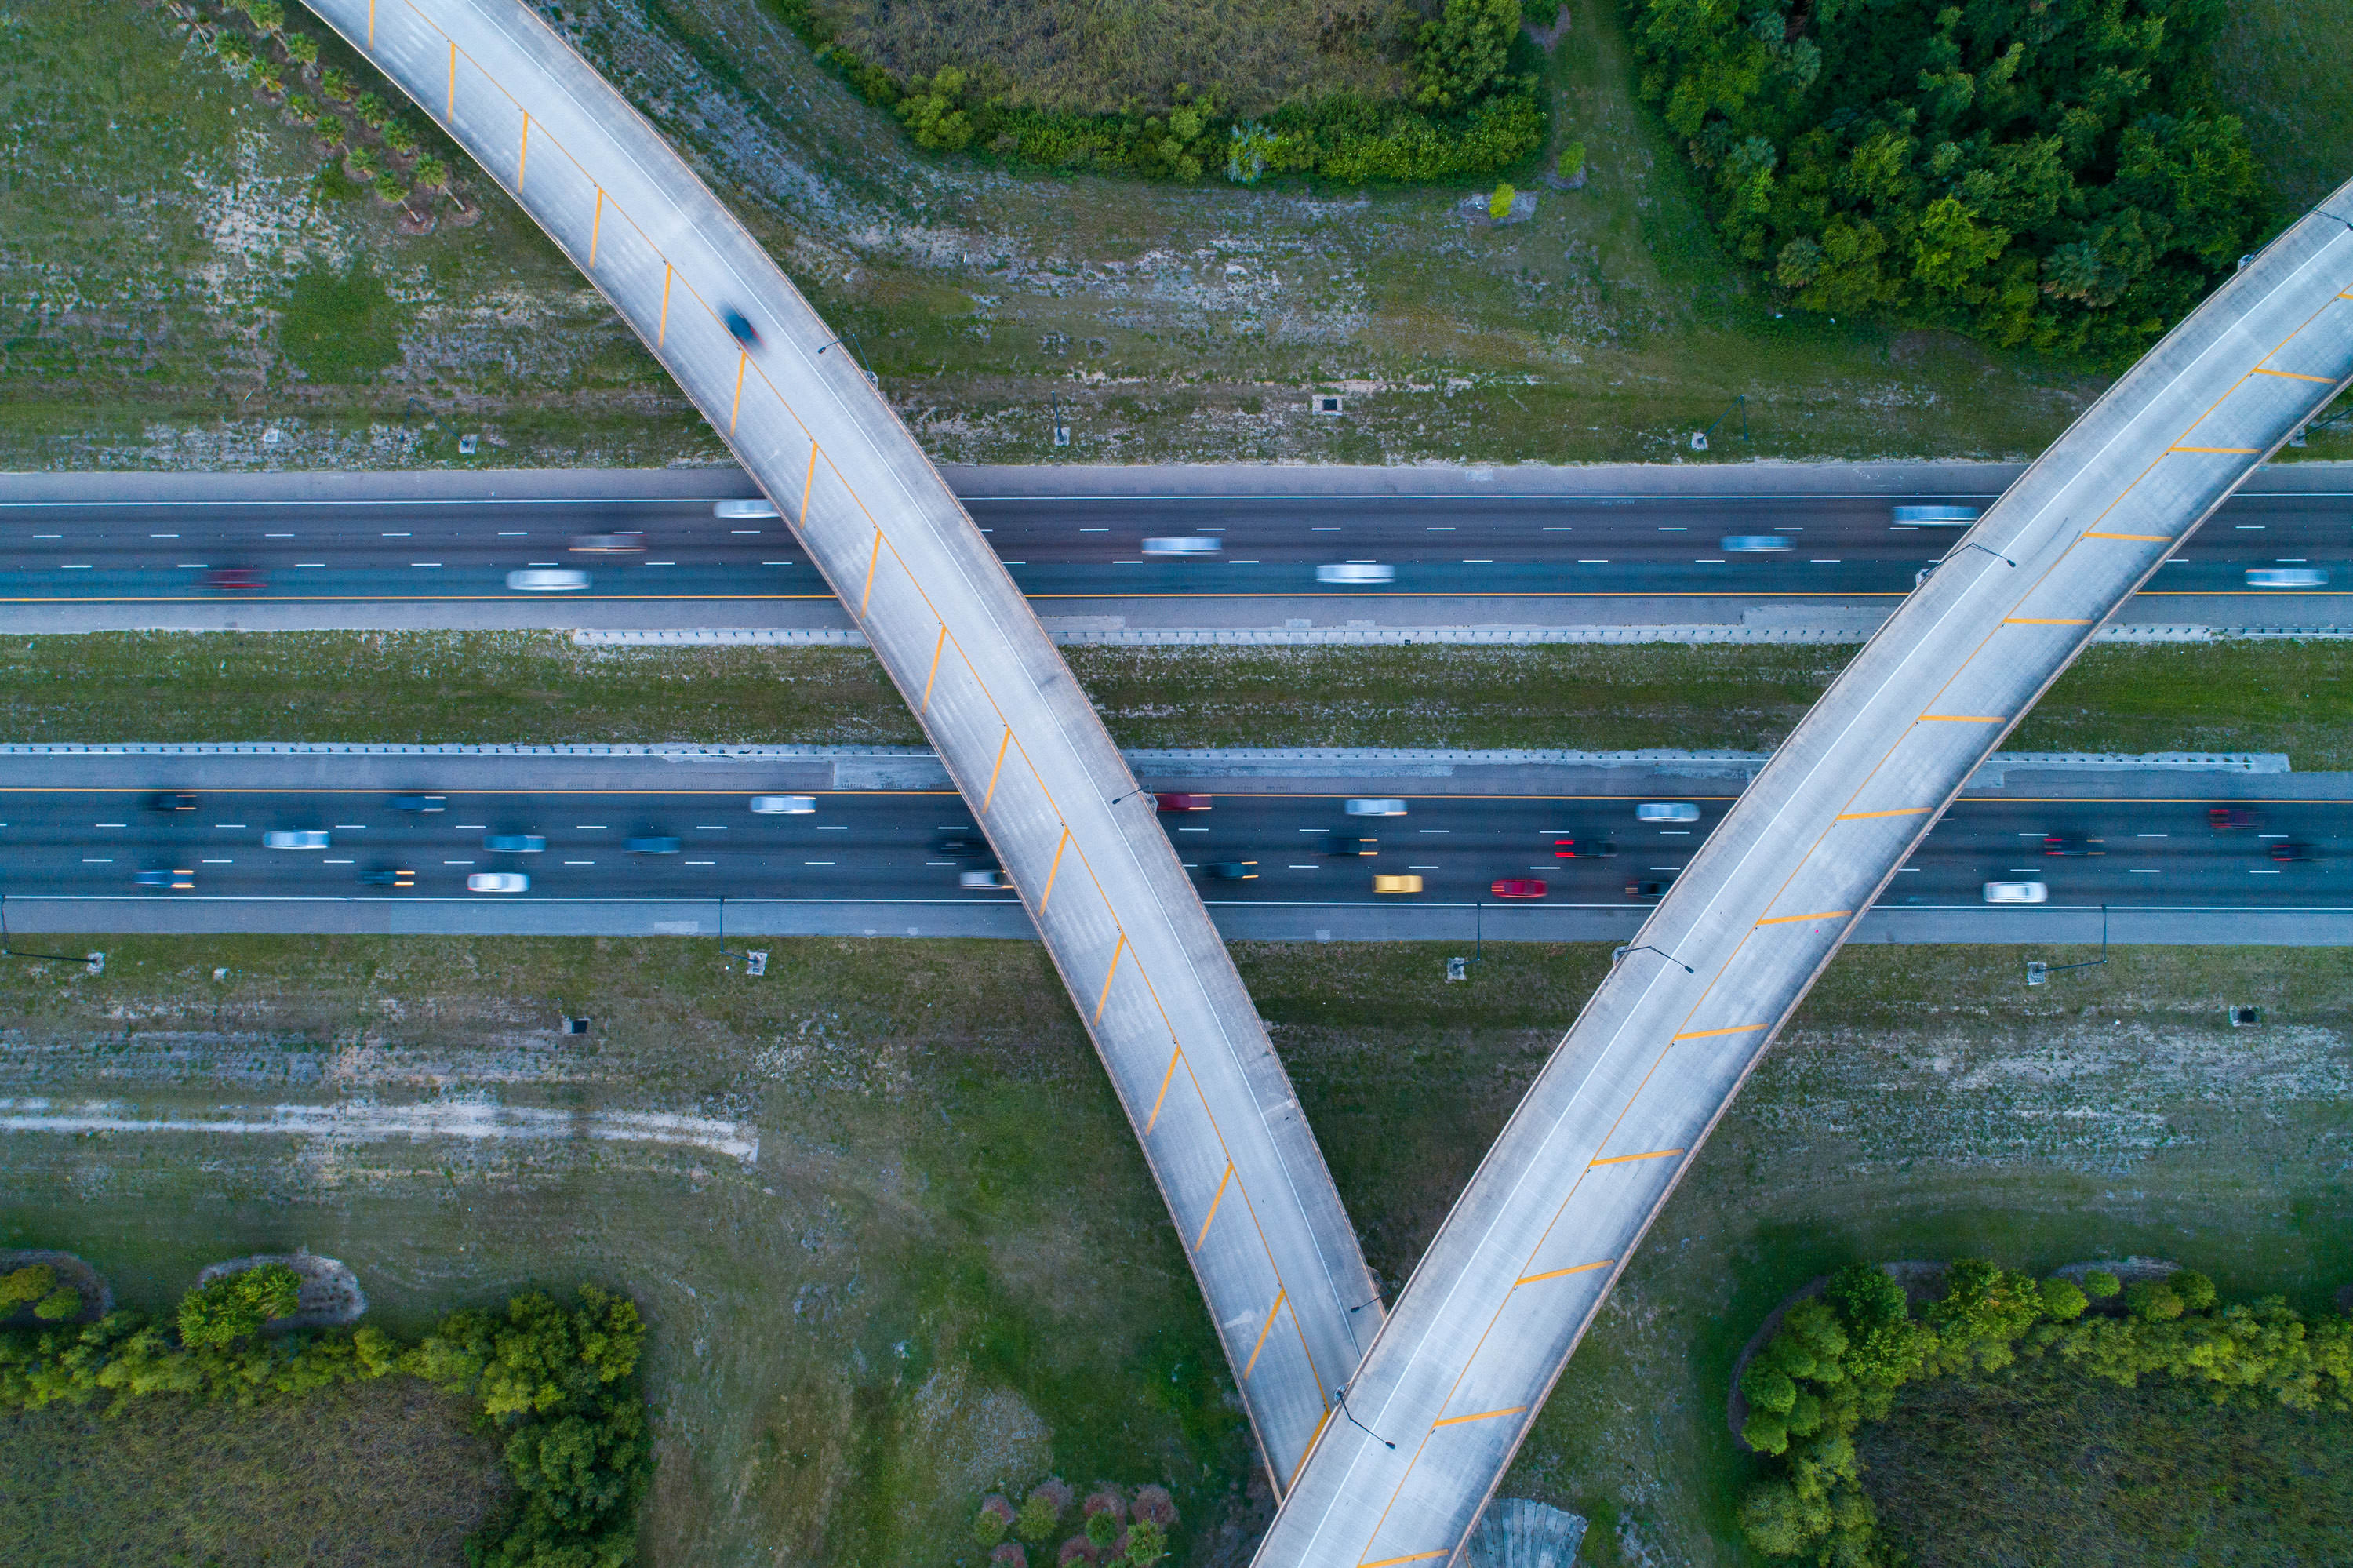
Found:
[1154,793,1211,812]
[2268,841,2316,863]
[1491,879,1547,900]
[206,567,267,593]
[2209,807,2263,829]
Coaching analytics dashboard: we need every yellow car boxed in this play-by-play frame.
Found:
[1373,874,1424,894]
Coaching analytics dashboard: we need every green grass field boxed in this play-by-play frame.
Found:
[0,935,2344,1566]
[5,632,2348,767]
[0,1380,507,1568]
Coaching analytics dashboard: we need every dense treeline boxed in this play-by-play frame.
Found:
[760,0,1547,184]
[1631,0,2267,358]
[1737,1261,2353,1565]
[0,1280,651,1568]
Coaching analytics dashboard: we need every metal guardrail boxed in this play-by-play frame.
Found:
[1253,178,2353,1568]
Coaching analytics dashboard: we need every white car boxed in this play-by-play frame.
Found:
[1344,798,1408,817]
[568,531,644,554]
[506,569,590,591]
[264,829,329,849]
[1316,562,1395,584]
[1982,880,2049,904]
[467,872,530,893]
[1636,802,1701,823]
[1893,505,1980,526]
[714,498,780,519]
[2246,567,2328,588]
[750,795,817,814]
[959,869,1010,890]
[1142,536,1221,557]
[1720,536,1792,552]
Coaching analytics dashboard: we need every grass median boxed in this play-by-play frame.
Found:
[6,632,2350,766]
[0,935,2344,1565]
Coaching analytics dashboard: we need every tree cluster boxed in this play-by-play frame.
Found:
[1737,1261,2353,1565]
[0,1264,84,1324]
[1630,0,2268,359]
[0,1276,651,1568]
[762,0,1546,184]
[973,1476,1179,1567]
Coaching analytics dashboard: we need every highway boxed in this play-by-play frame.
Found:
[1254,176,2353,1568]
[0,485,2343,603]
[4,785,2343,911]
[298,0,1381,1496]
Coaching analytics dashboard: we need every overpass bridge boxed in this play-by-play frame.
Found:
[1253,179,2353,1568]
[290,0,1384,1491]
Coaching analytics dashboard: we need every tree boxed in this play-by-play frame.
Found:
[1124,1520,1169,1567]
[0,1265,56,1308]
[176,1264,301,1348]
[976,1497,1016,1546]
[896,69,974,152]
[1415,0,1522,111]
[412,155,450,191]
[2038,1277,2089,1322]
[284,31,319,70]
[33,1288,82,1322]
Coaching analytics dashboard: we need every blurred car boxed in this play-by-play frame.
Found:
[714,498,780,519]
[1982,880,2049,904]
[933,835,984,856]
[2209,807,2264,829]
[1316,562,1395,584]
[1636,802,1701,823]
[506,569,590,591]
[1204,861,1258,880]
[1326,831,1378,857]
[1345,798,1408,817]
[569,531,646,554]
[1552,838,1617,859]
[133,868,194,890]
[356,867,416,888]
[2042,834,2104,857]
[2268,841,2317,863]
[206,567,267,592]
[1893,505,1980,526]
[145,791,198,812]
[1155,793,1212,812]
[483,833,547,853]
[264,829,329,849]
[467,871,529,893]
[1720,536,1792,552]
[627,836,682,854]
[2246,567,2328,587]
[1491,879,1547,899]
[1624,879,1669,898]
[750,795,816,814]
[959,869,1011,890]
[1373,874,1424,894]
[388,794,446,813]
[722,307,759,347]
[1142,536,1222,557]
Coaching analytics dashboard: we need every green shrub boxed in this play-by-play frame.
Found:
[2125,1279,2185,1321]
[2083,1269,2122,1299]
[1086,1509,1120,1548]
[1630,0,2263,360]
[1415,0,1524,111]
[177,1264,302,1349]
[33,1288,81,1322]
[0,1266,56,1308]
[895,67,974,151]
[1559,136,1585,176]
[2038,1277,2089,1322]
[1125,1519,1169,1566]
[1488,181,1515,219]
[974,1495,1015,1545]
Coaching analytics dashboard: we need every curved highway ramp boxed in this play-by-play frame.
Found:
[290,0,1383,1489]
[1254,177,2353,1568]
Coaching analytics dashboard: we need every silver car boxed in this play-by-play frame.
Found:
[264,829,329,849]
[467,872,530,893]
[506,569,590,591]
[1344,798,1408,817]
[2246,567,2327,587]
[714,498,780,519]
[1636,802,1701,823]
[750,795,817,814]
[1720,536,1792,552]
[1143,536,1221,557]
[1316,562,1395,584]
[1893,505,1980,525]
[1982,880,2049,904]
[959,869,1010,889]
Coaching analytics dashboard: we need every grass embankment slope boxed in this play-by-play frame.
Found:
[5,632,2348,766]
[0,937,2346,1566]
[31,0,2353,469]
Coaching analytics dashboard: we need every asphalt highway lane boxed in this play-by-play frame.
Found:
[1,488,2343,602]
[5,786,2340,909]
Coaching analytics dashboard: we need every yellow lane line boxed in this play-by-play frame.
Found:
[860,525,882,615]
[2003,617,2090,625]
[1755,910,1850,927]
[2082,531,2171,541]
[1145,1045,1182,1133]
[918,624,946,712]
[1670,1024,1766,1041]
[1918,714,2008,722]
[2169,446,2259,454]
[1359,1553,1453,1567]
[982,729,1010,812]
[588,187,602,265]
[798,441,816,525]
[1588,1148,1686,1169]
[1195,1161,1233,1251]
[517,111,530,188]
[1515,1259,1613,1286]
[1242,1289,1288,1381]
[1835,807,1931,820]
[1431,1405,1527,1429]
[2252,366,2336,382]
[1289,1407,1334,1493]
[1038,829,1070,912]
[729,351,746,433]
[1093,932,1127,1024]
